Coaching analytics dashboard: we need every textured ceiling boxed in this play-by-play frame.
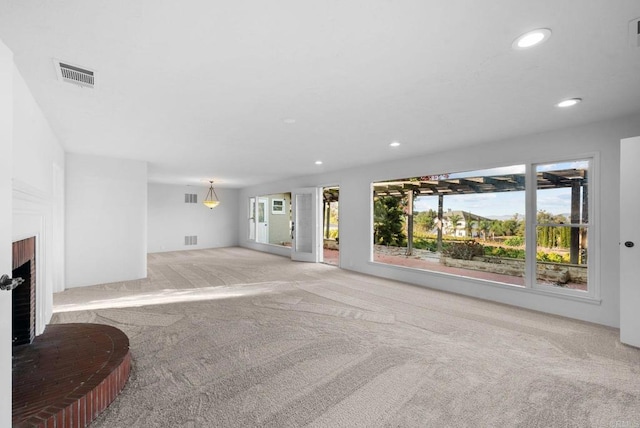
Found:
[1,0,639,187]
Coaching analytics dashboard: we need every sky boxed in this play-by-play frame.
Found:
[413,188,574,219]
[410,160,588,219]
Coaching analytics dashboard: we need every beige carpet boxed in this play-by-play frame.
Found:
[52,247,640,427]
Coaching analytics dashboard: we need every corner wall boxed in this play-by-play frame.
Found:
[239,112,640,327]
[12,63,65,332]
[66,153,147,287]
[147,183,239,253]
[0,37,14,428]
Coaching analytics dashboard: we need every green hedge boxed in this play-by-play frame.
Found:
[412,239,570,263]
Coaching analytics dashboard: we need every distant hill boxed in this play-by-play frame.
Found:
[487,212,571,221]
[486,213,525,221]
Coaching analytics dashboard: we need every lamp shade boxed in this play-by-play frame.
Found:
[203,181,220,209]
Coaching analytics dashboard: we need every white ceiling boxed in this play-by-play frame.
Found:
[1,1,639,188]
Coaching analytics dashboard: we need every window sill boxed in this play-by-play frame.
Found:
[367,260,601,305]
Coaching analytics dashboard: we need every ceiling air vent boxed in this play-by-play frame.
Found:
[53,59,96,88]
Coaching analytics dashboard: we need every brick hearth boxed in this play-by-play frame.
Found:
[12,323,131,428]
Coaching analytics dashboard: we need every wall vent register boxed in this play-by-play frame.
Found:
[184,236,198,246]
[185,194,198,203]
[53,59,96,88]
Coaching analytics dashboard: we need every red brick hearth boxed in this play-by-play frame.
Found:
[12,323,131,428]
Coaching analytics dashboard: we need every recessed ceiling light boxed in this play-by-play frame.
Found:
[389,141,401,147]
[283,118,296,124]
[556,98,582,108]
[512,28,551,49]
[315,160,323,165]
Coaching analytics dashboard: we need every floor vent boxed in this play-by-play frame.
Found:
[184,236,198,246]
[53,59,96,88]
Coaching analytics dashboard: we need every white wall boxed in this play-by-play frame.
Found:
[66,153,147,287]
[0,37,14,428]
[2,41,66,424]
[12,63,65,333]
[239,112,640,328]
[147,183,239,253]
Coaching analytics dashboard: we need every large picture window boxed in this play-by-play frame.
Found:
[372,158,593,296]
[373,165,527,286]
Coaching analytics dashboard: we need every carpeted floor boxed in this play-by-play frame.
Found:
[52,247,640,427]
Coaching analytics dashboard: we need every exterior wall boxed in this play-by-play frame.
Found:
[239,112,640,327]
[267,193,291,246]
[65,153,147,288]
[440,256,588,284]
[147,183,239,253]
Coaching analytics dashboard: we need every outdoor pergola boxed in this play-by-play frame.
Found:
[322,187,340,239]
[372,168,588,262]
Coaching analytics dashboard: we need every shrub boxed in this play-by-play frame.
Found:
[483,246,525,259]
[443,241,484,260]
[537,252,570,263]
[503,236,524,247]
[413,237,439,252]
[373,196,406,246]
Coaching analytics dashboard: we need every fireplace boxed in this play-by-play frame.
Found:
[12,237,36,346]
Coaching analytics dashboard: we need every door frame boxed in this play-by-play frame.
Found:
[620,136,640,347]
[291,187,323,262]
[321,185,340,267]
[256,196,269,244]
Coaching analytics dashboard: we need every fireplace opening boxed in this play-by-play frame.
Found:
[12,237,36,346]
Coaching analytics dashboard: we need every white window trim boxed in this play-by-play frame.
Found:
[271,198,286,214]
[530,155,599,301]
[369,152,600,303]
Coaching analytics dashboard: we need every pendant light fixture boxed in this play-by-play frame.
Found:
[203,180,220,209]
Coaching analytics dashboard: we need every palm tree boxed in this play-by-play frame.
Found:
[490,221,504,241]
[478,220,492,241]
[464,216,475,238]
[448,213,462,236]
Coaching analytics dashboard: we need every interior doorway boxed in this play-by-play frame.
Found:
[322,186,339,266]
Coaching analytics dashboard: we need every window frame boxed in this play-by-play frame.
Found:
[369,154,600,302]
[271,198,285,214]
[529,156,599,300]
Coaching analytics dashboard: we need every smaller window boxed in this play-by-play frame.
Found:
[272,199,285,214]
[535,159,590,292]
